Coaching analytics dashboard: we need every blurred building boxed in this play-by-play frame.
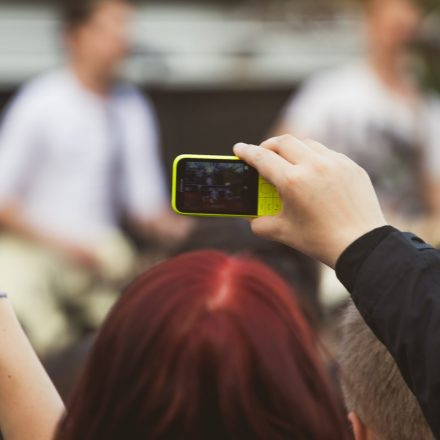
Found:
[0,0,438,174]
[0,0,362,172]
[0,1,361,87]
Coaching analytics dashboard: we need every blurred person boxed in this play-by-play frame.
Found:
[0,252,350,439]
[275,0,440,309]
[339,301,434,440]
[0,0,191,354]
[274,0,440,230]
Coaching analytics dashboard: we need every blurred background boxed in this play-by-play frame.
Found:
[0,0,440,403]
[0,0,437,173]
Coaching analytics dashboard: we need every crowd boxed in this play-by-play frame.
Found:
[0,0,439,439]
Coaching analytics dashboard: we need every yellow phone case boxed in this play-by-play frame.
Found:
[171,154,282,218]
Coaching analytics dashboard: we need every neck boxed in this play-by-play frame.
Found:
[70,61,112,97]
[367,42,415,96]
[369,45,403,83]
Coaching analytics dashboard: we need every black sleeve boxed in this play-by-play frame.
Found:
[336,227,440,439]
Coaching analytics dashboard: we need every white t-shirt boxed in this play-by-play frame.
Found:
[0,69,168,246]
[283,63,440,216]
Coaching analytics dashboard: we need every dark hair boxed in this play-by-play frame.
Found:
[61,0,134,32]
[57,251,349,439]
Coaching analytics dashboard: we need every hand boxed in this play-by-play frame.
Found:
[234,135,387,268]
[146,212,195,246]
[57,242,100,271]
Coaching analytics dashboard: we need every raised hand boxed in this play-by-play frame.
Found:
[234,135,387,268]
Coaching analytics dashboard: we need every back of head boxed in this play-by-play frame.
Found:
[57,250,348,440]
[174,219,321,325]
[339,301,434,440]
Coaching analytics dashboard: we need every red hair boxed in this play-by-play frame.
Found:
[57,250,348,439]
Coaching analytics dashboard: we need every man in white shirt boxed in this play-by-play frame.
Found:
[0,0,191,353]
[275,0,440,226]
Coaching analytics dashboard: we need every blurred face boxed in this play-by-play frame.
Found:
[68,0,134,76]
[366,0,423,51]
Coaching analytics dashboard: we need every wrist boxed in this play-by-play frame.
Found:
[335,225,397,291]
[327,223,388,268]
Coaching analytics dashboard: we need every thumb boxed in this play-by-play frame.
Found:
[250,216,282,241]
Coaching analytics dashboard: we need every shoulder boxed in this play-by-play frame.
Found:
[112,84,158,129]
[113,84,155,113]
[424,92,440,112]
[20,70,71,99]
[299,63,371,102]
[285,63,376,122]
[6,70,72,116]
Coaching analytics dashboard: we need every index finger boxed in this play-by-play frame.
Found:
[261,135,314,163]
[233,143,292,188]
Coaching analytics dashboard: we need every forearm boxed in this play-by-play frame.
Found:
[129,211,194,245]
[0,206,85,260]
[0,297,64,440]
[0,205,53,248]
[0,211,34,241]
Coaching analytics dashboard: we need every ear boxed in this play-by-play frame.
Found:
[348,412,369,440]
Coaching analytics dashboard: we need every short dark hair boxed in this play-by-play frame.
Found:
[61,0,134,32]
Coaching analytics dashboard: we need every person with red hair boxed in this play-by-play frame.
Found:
[56,250,348,439]
[0,250,349,439]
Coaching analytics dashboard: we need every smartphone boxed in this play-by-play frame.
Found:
[172,154,282,218]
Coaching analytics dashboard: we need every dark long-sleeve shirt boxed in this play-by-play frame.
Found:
[336,226,440,438]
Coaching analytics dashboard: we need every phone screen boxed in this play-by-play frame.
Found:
[175,158,259,215]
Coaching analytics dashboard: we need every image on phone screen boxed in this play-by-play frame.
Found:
[175,158,259,215]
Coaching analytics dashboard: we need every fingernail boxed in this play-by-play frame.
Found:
[233,143,247,154]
